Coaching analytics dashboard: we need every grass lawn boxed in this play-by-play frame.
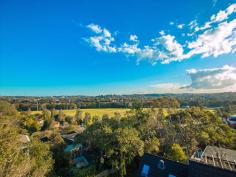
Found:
[29,107,181,118]
[31,108,130,117]
[28,108,205,117]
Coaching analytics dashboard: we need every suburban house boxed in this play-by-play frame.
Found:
[138,146,236,177]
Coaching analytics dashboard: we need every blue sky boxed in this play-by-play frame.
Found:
[0,0,236,96]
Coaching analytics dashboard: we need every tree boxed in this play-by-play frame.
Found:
[24,118,40,134]
[75,109,83,125]
[0,101,53,177]
[71,165,96,177]
[79,119,144,177]
[84,112,92,127]
[42,109,51,120]
[51,108,58,120]
[28,139,54,177]
[114,128,144,177]
[57,110,65,123]
[65,116,75,124]
[0,100,18,116]
[167,143,187,162]
[145,137,160,154]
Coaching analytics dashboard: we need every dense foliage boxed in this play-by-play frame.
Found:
[0,95,236,177]
[0,101,53,177]
[77,107,236,176]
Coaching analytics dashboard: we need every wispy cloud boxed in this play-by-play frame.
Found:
[212,0,218,7]
[87,23,103,33]
[84,3,236,64]
[149,83,182,93]
[211,4,236,23]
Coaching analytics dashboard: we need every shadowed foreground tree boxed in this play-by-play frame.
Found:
[0,101,53,177]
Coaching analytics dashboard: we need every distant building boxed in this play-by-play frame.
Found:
[138,146,236,177]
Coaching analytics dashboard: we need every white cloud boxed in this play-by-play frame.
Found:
[159,34,184,63]
[177,24,185,29]
[189,20,198,29]
[194,22,211,32]
[85,4,236,64]
[211,4,236,23]
[148,34,184,64]
[159,30,165,35]
[103,28,111,37]
[87,23,102,33]
[148,65,236,93]
[86,24,117,53]
[211,10,228,22]
[129,34,138,42]
[186,19,236,58]
[186,65,236,90]
[119,42,140,55]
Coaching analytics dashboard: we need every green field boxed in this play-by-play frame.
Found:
[27,107,217,120]
[31,108,130,117]
[30,107,179,118]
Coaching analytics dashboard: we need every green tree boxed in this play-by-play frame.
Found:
[114,127,144,177]
[0,101,53,177]
[84,112,92,126]
[145,137,160,154]
[79,119,144,177]
[65,116,75,124]
[167,143,187,162]
[0,100,18,116]
[75,109,83,125]
[57,109,65,122]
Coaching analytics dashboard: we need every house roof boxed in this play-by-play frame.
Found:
[203,146,236,163]
[138,153,188,177]
[61,132,80,142]
[191,146,236,172]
